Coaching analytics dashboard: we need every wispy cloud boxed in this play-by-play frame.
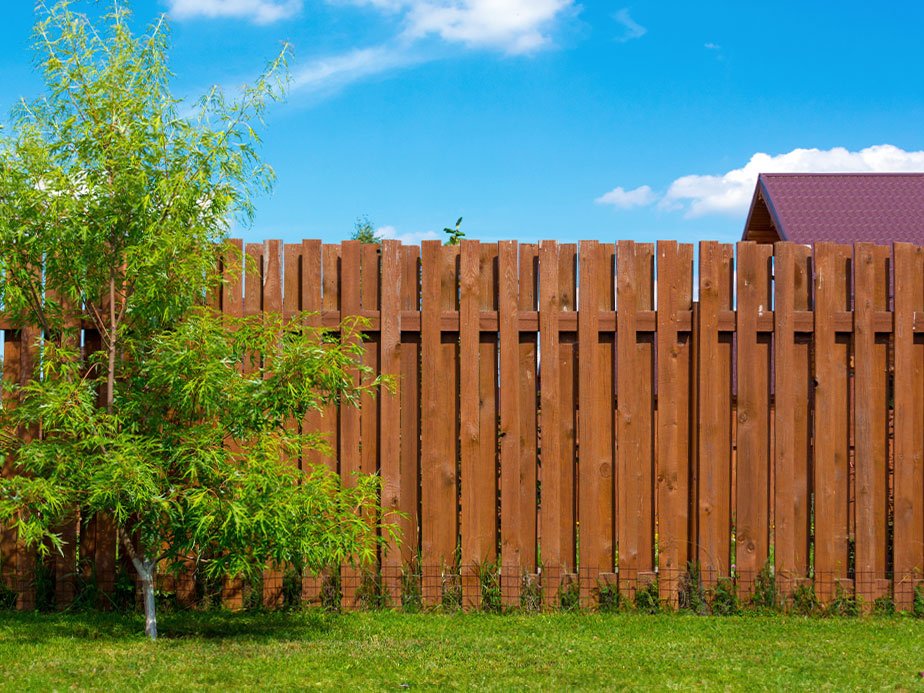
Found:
[599,145,924,219]
[595,184,657,209]
[613,8,646,43]
[166,0,303,24]
[374,224,440,244]
[290,44,423,94]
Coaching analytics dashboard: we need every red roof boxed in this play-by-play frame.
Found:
[745,173,924,244]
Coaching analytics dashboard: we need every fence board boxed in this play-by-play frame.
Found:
[380,240,403,604]
[478,242,499,578]
[735,242,772,596]
[518,244,539,586]
[616,240,655,595]
[499,240,522,605]
[539,240,562,606]
[893,243,924,609]
[772,243,813,599]
[813,242,852,603]
[696,241,734,586]
[399,245,420,572]
[557,243,578,586]
[460,239,482,607]
[656,241,694,602]
[853,242,890,604]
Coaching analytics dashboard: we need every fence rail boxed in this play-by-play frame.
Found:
[2,238,924,610]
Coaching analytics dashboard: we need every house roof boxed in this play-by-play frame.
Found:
[742,173,924,244]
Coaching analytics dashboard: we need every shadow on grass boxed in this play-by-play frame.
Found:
[0,608,337,643]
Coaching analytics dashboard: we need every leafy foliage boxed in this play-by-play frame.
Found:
[0,2,397,638]
[443,216,465,245]
[351,215,380,244]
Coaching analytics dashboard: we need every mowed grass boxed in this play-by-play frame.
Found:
[2,609,923,691]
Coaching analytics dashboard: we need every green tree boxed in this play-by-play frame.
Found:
[351,214,380,243]
[0,2,396,639]
[444,216,465,245]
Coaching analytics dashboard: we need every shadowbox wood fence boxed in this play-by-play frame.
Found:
[3,238,924,611]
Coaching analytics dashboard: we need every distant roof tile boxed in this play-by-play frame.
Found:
[755,173,924,245]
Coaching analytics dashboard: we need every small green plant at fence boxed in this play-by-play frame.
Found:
[443,217,465,245]
[477,561,502,614]
[558,578,580,612]
[400,565,422,613]
[520,574,542,613]
[750,561,777,611]
[356,568,390,611]
[790,582,820,616]
[678,561,709,615]
[826,583,861,617]
[351,215,381,244]
[596,581,625,614]
[710,577,740,616]
[634,578,661,614]
[873,594,895,616]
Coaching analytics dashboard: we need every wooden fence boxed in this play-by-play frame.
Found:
[2,239,924,610]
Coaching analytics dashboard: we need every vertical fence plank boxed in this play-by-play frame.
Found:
[600,243,617,592]
[853,242,890,605]
[262,240,285,609]
[499,240,522,605]
[339,240,362,608]
[441,245,461,601]
[539,240,562,605]
[616,240,655,596]
[519,244,539,589]
[557,244,578,587]
[399,245,420,575]
[813,242,852,603]
[773,243,813,599]
[478,243,499,584]
[459,239,482,607]
[735,242,773,596]
[656,241,694,602]
[696,241,734,587]
[578,240,608,601]
[1,329,21,603]
[893,243,924,609]
[380,240,403,605]
[298,239,325,605]
[421,240,443,605]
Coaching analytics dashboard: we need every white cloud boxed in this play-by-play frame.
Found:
[167,0,303,23]
[403,0,573,54]
[290,45,422,93]
[704,42,720,50]
[613,8,645,43]
[595,184,657,209]
[374,224,441,244]
[659,145,924,218]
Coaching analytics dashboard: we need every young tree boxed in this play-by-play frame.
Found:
[351,215,380,244]
[0,2,397,639]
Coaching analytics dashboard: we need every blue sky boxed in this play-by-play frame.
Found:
[2,1,924,245]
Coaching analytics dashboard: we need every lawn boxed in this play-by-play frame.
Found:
[1,610,923,691]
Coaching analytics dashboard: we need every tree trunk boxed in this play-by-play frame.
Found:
[133,557,158,640]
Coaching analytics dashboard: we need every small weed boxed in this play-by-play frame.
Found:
[750,561,777,611]
[914,584,924,618]
[477,562,502,614]
[0,582,17,610]
[558,578,580,612]
[243,573,264,611]
[355,569,388,611]
[35,556,56,612]
[873,595,895,616]
[520,574,542,613]
[400,566,422,613]
[710,578,740,616]
[678,561,708,615]
[826,583,860,618]
[790,582,820,616]
[596,582,625,614]
[634,578,660,614]
[441,572,462,613]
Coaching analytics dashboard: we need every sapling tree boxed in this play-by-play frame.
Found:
[0,2,397,639]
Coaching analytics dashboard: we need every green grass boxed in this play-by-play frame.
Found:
[2,610,924,690]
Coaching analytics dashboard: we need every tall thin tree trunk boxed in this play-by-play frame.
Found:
[107,275,116,415]
[133,558,158,641]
